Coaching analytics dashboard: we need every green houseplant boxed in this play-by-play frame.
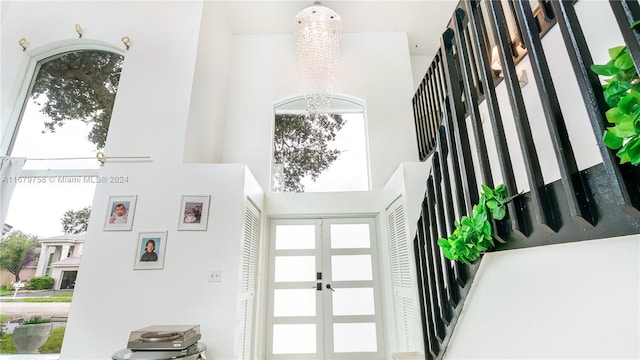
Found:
[437,184,518,264]
[591,45,640,165]
[12,316,53,354]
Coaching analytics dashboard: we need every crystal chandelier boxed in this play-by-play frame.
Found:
[295,2,342,116]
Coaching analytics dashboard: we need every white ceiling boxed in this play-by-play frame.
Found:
[221,1,460,56]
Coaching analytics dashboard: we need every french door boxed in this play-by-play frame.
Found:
[266,217,385,360]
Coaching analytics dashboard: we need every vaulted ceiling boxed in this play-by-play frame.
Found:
[222,1,460,56]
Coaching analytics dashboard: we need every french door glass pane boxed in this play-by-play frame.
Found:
[330,223,370,249]
[275,224,315,249]
[331,255,372,281]
[272,324,316,354]
[274,289,316,317]
[332,288,375,316]
[333,323,378,353]
[274,256,315,282]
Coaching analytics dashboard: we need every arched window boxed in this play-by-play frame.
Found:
[8,49,123,170]
[272,95,370,193]
[2,47,123,355]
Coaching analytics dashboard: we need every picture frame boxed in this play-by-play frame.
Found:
[177,195,211,231]
[104,195,137,231]
[133,231,167,270]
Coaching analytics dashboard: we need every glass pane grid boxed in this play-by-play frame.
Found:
[274,289,316,317]
[272,324,316,354]
[332,288,375,316]
[274,256,316,282]
[275,224,316,250]
[333,323,378,353]
[330,223,371,249]
[331,255,372,281]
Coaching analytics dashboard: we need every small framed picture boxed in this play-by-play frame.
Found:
[104,195,137,231]
[133,231,167,270]
[178,195,210,231]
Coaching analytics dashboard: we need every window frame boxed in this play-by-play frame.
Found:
[271,94,371,193]
[2,41,125,179]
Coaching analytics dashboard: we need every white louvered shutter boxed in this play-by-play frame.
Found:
[237,200,260,359]
[387,197,419,352]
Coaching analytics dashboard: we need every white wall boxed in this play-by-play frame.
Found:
[183,1,233,163]
[222,32,419,192]
[61,163,261,360]
[444,234,640,359]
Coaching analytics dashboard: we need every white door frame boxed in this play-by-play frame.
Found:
[265,216,385,360]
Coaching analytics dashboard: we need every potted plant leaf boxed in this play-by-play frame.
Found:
[591,45,640,165]
[12,316,53,354]
[437,184,518,264]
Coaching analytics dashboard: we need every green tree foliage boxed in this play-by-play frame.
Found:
[0,231,38,282]
[61,207,91,234]
[30,50,124,149]
[273,113,345,192]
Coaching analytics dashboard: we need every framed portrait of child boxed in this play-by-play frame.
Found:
[104,195,137,231]
[178,195,210,231]
[133,231,167,270]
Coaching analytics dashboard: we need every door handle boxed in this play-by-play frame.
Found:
[326,284,335,292]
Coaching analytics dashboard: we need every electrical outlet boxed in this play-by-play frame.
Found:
[208,270,221,282]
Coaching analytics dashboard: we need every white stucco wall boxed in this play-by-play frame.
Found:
[183,1,233,164]
[222,31,419,192]
[444,234,640,359]
[61,163,258,360]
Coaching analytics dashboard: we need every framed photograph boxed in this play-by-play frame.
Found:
[133,231,167,270]
[178,195,210,231]
[104,195,137,231]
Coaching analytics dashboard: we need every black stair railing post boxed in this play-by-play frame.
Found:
[434,130,461,306]
[426,172,453,325]
[413,233,437,360]
[416,79,428,159]
[420,195,447,343]
[428,62,442,152]
[412,83,425,160]
[424,67,437,153]
[452,8,494,188]
[609,0,640,73]
[441,27,480,215]
[465,0,527,239]
[440,97,468,288]
[452,7,511,243]
[513,0,596,228]
[486,0,558,233]
[550,0,640,218]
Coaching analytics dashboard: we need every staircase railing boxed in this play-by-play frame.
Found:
[411,1,640,359]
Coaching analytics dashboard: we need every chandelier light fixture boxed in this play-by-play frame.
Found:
[295,2,342,117]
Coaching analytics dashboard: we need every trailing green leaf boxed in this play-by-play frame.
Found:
[603,130,623,149]
[437,184,518,264]
[592,45,640,166]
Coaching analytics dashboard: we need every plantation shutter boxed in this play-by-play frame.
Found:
[386,197,419,352]
[236,200,261,359]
